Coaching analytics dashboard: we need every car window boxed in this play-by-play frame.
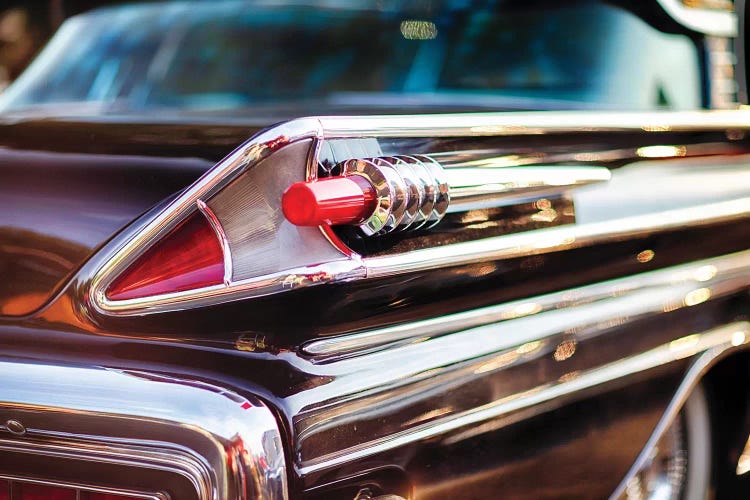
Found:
[0,0,702,113]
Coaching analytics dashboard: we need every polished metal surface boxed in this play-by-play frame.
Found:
[0,361,288,499]
[88,110,750,315]
[0,475,165,500]
[363,196,750,278]
[294,316,750,477]
[339,155,449,234]
[304,248,750,357]
[289,246,750,476]
[197,199,233,286]
[444,164,611,212]
[341,158,400,235]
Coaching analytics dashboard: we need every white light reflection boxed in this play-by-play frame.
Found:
[683,287,712,306]
[668,334,701,359]
[694,265,718,282]
[732,331,746,347]
[636,145,687,158]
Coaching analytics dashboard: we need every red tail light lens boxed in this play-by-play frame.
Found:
[106,212,225,301]
[0,480,8,500]
[19,484,76,500]
[282,175,377,226]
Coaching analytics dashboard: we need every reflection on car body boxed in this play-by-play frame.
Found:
[0,0,748,499]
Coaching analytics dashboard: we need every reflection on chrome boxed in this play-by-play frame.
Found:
[297,323,749,476]
[636,145,688,158]
[683,287,711,307]
[0,363,288,499]
[305,249,750,356]
[364,197,750,279]
[294,253,750,477]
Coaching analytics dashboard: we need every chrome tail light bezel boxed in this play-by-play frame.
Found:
[88,111,750,316]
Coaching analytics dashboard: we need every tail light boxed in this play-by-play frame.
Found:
[0,479,151,500]
[105,212,225,301]
[90,114,627,315]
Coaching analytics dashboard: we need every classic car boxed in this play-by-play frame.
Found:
[0,0,748,498]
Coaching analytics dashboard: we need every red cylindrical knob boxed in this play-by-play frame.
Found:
[282,176,377,226]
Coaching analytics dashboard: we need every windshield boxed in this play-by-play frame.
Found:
[0,0,702,115]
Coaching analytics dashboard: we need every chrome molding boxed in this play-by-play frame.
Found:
[197,199,233,285]
[88,110,750,315]
[443,164,611,212]
[296,322,750,475]
[364,196,750,278]
[289,248,750,475]
[304,248,750,357]
[0,474,166,500]
[0,362,288,499]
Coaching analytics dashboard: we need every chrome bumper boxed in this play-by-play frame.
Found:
[0,362,288,499]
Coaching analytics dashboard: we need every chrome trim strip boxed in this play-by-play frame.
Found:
[0,435,210,498]
[304,247,750,356]
[197,199,233,285]
[293,248,750,473]
[444,164,611,212]
[298,322,750,475]
[97,259,364,314]
[0,363,289,499]
[0,474,165,500]
[316,110,750,137]
[88,110,750,315]
[656,0,737,37]
[363,196,750,279]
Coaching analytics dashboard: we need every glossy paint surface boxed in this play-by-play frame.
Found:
[0,119,249,316]
[2,111,750,498]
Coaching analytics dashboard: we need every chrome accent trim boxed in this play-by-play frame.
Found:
[342,159,399,235]
[339,155,448,234]
[0,436,208,498]
[0,362,289,499]
[332,156,608,231]
[610,327,748,498]
[88,110,750,315]
[304,247,750,356]
[0,474,165,500]
[298,322,750,475]
[315,110,750,137]
[656,0,738,37]
[363,197,750,279]
[293,248,750,473]
[97,260,365,314]
[371,158,408,233]
[398,156,435,230]
[387,156,423,229]
[197,199,233,285]
[414,155,449,227]
[444,164,611,212]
